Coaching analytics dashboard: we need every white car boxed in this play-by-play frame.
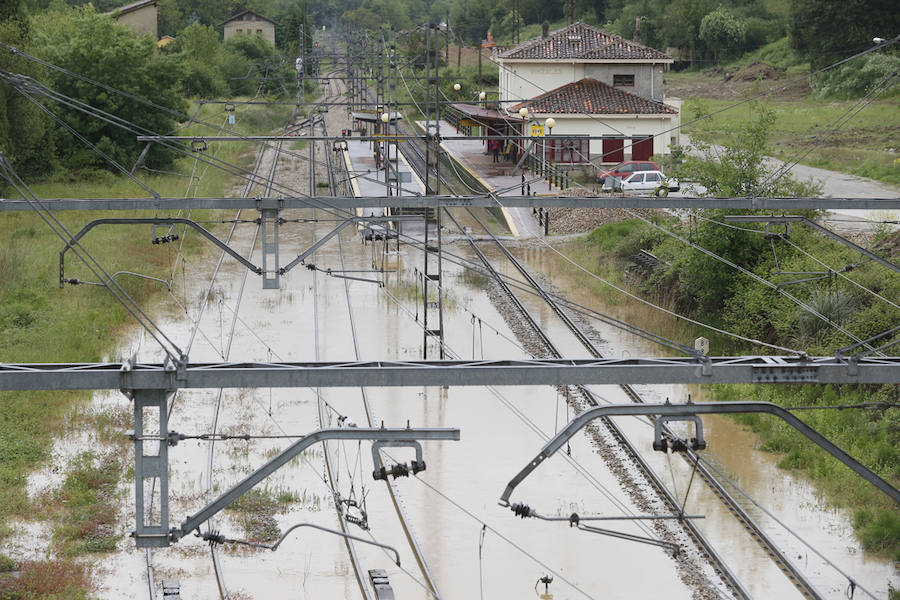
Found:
[612,170,679,196]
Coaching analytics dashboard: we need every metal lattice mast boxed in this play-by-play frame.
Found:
[422,24,446,359]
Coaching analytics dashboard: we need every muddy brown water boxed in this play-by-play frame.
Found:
[511,242,899,600]
[10,211,889,599]
[14,190,896,596]
[81,213,712,600]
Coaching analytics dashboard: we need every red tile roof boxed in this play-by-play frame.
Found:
[449,103,525,123]
[498,22,671,62]
[511,78,678,115]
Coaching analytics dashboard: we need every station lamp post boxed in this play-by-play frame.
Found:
[517,107,531,175]
[381,112,390,191]
[543,117,555,189]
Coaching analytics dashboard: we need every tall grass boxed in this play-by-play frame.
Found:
[0,98,297,566]
[681,96,900,186]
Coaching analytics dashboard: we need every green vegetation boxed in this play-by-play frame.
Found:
[28,6,186,174]
[226,486,302,542]
[0,96,297,598]
[790,0,900,71]
[0,559,91,599]
[680,95,900,186]
[0,555,16,572]
[715,384,900,560]
[670,101,824,197]
[50,452,122,555]
[579,215,900,557]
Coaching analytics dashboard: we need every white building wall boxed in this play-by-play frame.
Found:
[499,62,585,107]
[525,114,680,159]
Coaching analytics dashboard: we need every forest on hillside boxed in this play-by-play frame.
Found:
[12,0,900,64]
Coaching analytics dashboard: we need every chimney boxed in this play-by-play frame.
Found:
[541,22,549,38]
[633,16,642,44]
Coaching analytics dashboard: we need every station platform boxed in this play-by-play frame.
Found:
[341,134,428,240]
[342,135,424,199]
[432,120,544,238]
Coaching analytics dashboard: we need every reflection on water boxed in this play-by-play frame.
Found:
[94,214,711,599]
[86,215,897,600]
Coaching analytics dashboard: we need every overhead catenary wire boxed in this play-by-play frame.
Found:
[696,455,880,600]
[751,68,900,196]
[392,51,812,357]
[378,277,744,600]
[697,214,900,312]
[5,45,852,360]
[487,33,900,167]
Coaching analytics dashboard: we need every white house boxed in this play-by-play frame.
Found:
[497,22,680,162]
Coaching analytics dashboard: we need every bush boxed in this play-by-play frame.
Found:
[29,6,185,172]
[815,53,900,100]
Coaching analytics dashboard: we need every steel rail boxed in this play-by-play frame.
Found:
[438,141,825,598]
[208,109,283,599]
[308,105,376,600]
[500,402,900,506]
[142,116,274,600]
[329,75,445,600]
[478,206,822,597]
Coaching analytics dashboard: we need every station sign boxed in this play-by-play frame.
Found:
[530,124,544,137]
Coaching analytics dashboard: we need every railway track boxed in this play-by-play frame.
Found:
[142,92,302,599]
[394,118,826,599]
[321,69,445,599]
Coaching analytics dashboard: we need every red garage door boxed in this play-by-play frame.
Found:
[601,138,624,163]
[632,136,653,160]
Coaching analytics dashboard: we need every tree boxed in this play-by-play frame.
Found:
[170,22,229,97]
[0,1,57,178]
[657,102,822,316]
[29,6,185,172]
[668,101,822,198]
[791,0,900,70]
[657,0,714,60]
[699,5,746,60]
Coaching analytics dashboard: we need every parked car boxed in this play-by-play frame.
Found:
[614,170,679,196]
[596,160,659,183]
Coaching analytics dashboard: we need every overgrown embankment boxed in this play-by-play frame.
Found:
[576,216,900,560]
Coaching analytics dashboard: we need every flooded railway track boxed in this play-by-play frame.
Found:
[392,120,831,599]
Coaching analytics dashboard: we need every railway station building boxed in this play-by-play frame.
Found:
[221,10,278,47]
[496,22,681,163]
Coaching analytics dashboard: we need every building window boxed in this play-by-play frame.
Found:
[256,29,263,34]
[235,28,243,34]
[613,74,635,87]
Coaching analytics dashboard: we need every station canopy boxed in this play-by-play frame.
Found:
[351,111,403,123]
[448,103,525,126]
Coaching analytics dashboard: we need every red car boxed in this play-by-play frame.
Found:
[597,160,660,182]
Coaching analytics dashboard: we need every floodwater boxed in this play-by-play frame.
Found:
[87,211,717,600]
[23,191,895,597]
[512,242,900,599]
